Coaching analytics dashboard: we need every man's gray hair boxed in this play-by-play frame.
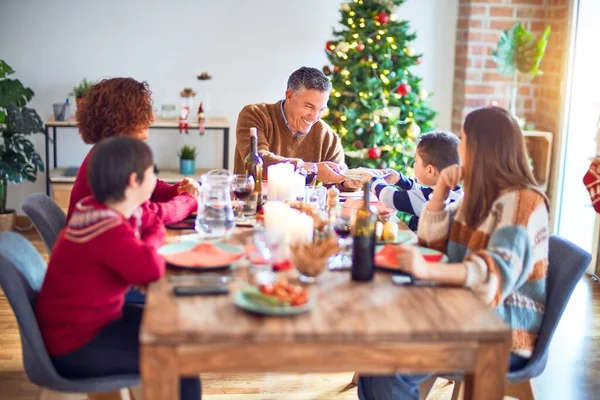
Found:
[287,66,332,93]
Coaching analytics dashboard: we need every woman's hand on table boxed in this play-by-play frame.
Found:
[395,245,431,280]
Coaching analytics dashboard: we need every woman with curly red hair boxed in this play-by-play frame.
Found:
[68,77,198,224]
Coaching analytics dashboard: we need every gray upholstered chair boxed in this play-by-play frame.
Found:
[21,193,66,253]
[0,232,140,399]
[420,235,592,400]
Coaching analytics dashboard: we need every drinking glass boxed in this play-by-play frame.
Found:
[299,162,319,187]
[329,215,353,270]
[232,174,255,220]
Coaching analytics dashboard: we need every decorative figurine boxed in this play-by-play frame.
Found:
[198,102,205,136]
[179,88,196,134]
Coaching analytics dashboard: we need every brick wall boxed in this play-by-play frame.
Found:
[451,0,572,134]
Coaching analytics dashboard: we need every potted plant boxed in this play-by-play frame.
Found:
[70,78,95,107]
[0,60,45,231]
[178,144,197,176]
[492,23,551,120]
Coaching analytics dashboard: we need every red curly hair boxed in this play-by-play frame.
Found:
[76,77,154,144]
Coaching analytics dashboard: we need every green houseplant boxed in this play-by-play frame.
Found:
[70,78,95,106]
[0,60,45,231]
[178,144,197,176]
[492,22,551,118]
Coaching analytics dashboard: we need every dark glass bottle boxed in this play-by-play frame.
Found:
[351,180,377,281]
[244,127,264,212]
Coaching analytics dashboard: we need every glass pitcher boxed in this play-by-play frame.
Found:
[195,169,235,238]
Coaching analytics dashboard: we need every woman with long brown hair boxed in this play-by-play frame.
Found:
[358,106,549,400]
[68,77,198,225]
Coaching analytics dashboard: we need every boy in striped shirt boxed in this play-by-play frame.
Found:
[361,131,463,231]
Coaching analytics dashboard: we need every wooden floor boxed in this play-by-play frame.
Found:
[0,230,599,399]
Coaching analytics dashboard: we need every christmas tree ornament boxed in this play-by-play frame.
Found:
[340,2,350,11]
[373,122,384,135]
[396,83,411,96]
[416,57,422,65]
[405,46,416,57]
[376,11,390,25]
[407,121,421,138]
[355,126,364,135]
[326,41,337,52]
[368,147,382,159]
[353,140,364,149]
[335,41,350,52]
[418,89,428,100]
[356,42,365,51]
[322,65,332,75]
[333,66,340,73]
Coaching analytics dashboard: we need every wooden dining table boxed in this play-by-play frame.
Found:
[140,223,511,400]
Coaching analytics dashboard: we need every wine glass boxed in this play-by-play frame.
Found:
[299,162,319,187]
[232,174,255,221]
[331,215,353,270]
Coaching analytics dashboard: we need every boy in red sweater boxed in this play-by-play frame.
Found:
[35,136,201,399]
[67,77,198,225]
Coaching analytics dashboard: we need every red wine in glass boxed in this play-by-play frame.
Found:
[306,172,317,186]
[334,226,352,238]
[233,188,252,200]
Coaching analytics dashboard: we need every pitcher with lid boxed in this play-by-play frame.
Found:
[195,169,235,238]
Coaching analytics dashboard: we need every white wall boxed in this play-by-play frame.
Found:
[0,0,458,212]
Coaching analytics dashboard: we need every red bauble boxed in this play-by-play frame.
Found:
[416,57,422,65]
[376,11,389,24]
[367,147,382,160]
[356,42,365,51]
[333,66,340,73]
[396,83,411,96]
[325,41,336,52]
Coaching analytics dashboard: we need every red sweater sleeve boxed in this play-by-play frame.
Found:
[151,179,180,202]
[141,193,197,225]
[100,224,166,286]
[140,209,167,250]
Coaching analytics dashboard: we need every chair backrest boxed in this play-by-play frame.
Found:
[21,193,66,253]
[509,234,591,381]
[0,232,67,387]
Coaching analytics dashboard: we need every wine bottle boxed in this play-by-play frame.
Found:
[244,127,264,212]
[351,180,377,281]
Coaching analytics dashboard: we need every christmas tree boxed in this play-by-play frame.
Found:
[323,0,437,172]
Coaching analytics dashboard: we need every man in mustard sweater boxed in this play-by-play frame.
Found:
[234,66,360,190]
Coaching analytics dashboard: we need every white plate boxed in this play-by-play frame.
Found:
[343,169,389,180]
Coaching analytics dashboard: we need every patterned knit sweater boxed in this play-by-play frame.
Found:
[418,189,549,358]
[233,101,345,174]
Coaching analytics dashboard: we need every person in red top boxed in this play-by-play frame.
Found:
[67,77,198,225]
[36,137,201,399]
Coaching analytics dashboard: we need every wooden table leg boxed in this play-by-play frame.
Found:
[463,341,509,400]
[141,345,179,400]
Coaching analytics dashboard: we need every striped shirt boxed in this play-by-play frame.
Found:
[371,176,463,231]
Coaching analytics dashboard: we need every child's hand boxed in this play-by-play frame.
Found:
[438,165,464,190]
[396,245,431,280]
[383,169,400,185]
[178,178,200,196]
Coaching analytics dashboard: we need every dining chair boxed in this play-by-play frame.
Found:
[0,232,141,399]
[22,193,66,253]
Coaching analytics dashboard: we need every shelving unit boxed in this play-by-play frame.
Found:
[523,130,553,191]
[43,116,230,210]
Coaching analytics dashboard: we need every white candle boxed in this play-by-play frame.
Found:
[267,162,296,201]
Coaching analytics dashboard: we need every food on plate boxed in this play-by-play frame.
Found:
[243,279,309,307]
[376,221,384,241]
[382,220,398,242]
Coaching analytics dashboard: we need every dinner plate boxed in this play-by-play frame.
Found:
[158,241,244,271]
[342,168,389,181]
[374,244,448,273]
[376,229,416,245]
[233,286,315,316]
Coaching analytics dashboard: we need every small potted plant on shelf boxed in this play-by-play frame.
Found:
[0,60,45,231]
[178,144,197,176]
[70,78,95,107]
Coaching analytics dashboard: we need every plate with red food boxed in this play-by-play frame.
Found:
[158,241,244,271]
[374,244,448,273]
[234,279,314,316]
